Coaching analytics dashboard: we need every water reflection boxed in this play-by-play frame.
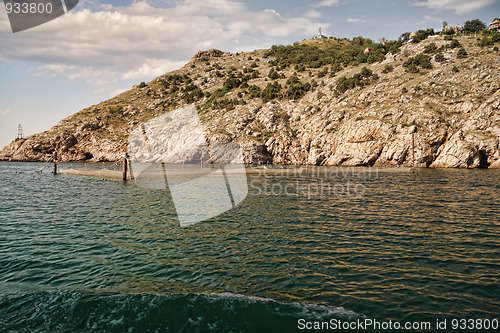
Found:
[0,163,499,322]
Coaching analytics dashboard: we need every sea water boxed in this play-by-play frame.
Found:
[0,162,499,332]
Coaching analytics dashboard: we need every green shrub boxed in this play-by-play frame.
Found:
[449,39,461,48]
[223,77,242,90]
[403,54,432,72]
[434,52,446,62]
[261,82,282,102]
[400,32,411,42]
[444,35,454,40]
[382,64,394,73]
[212,97,245,111]
[336,67,378,93]
[387,40,403,54]
[183,83,198,92]
[492,31,500,43]
[268,68,279,80]
[463,19,486,33]
[285,81,311,99]
[295,64,306,72]
[478,37,493,47]
[457,47,468,58]
[202,88,228,109]
[410,28,435,44]
[424,42,437,53]
[406,63,419,73]
[286,74,300,85]
[452,65,459,73]
[183,88,204,103]
[248,85,262,98]
[317,67,328,78]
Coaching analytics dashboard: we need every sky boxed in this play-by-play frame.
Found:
[1,0,499,149]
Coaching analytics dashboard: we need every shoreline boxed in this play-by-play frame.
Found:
[2,160,498,171]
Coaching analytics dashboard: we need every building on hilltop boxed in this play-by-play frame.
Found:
[16,124,23,141]
[442,24,462,34]
[489,18,500,31]
[313,27,327,39]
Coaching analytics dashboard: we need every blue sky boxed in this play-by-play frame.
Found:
[1,0,499,149]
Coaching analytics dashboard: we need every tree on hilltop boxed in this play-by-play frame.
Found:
[463,19,486,33]
[400,32,411,42]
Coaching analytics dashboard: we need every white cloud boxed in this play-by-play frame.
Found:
[35,64,119,93]
[315,0,342,8]
[347,18,366,23]
[305,9,322,19]
[0,0,325,93]
[121,58,188,81]
[35,64,77,77]
[0,108,11,116]
[417,15,444,25]
[413,0,498,15]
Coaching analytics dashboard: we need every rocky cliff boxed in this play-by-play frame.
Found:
[1,35,499,168]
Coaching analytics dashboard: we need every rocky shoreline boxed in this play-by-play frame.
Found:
[2,36,499,169]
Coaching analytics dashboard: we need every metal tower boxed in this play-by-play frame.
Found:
[17,124,23,140]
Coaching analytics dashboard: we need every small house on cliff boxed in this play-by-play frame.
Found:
[489,18,500,31]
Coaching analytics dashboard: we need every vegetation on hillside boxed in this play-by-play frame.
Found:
[264,37,401,69]
[132,17,500,115]
[193,37,404,109]
[336,67,378,94]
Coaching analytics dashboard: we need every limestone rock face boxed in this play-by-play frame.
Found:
[490,159,500,169]
[239,140,272,164]
[430,131,493,168]
[1,36,500,168]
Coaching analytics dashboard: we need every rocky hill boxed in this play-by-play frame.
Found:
[1,34,500,168]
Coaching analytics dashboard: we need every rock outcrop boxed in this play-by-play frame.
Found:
[1,37,499,168]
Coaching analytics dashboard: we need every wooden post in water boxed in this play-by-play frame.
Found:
[52,150,58,175]
[412,132,415,173]
[122,154,128,181]
[127,153,134,181]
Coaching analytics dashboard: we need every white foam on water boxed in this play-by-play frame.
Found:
[201,292,363,317]
[291,301,363,318]
[204,292,275,303]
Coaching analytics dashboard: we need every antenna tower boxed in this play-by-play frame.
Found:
[17,124,23,140]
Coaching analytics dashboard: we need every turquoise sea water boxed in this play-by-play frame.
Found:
[0,162,499,332]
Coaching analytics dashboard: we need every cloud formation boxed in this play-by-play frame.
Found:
[315,0,342,8]
[0,0,324,92]
[413,0,497,15]
[0,108,11,116]
[417,15,444,25]
[347,18,367,23]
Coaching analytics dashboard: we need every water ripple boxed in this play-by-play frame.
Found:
[1,163,499,330]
